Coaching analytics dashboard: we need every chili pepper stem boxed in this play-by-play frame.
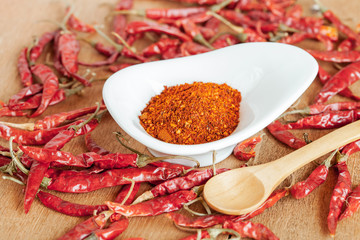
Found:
[111,32,137,54]
[113,9,146,17]
[313,0,328,13]
[114,132,200,168]
[60,5,74,32]
[278,23,299,33]
[336,151,349,163]
[323,148,338,168]
[0,162,16,176]
[2,175,25,185]
[0,121,35,131]
[9,137,29,175]
[172,223,200,233]
[0,151,11,157]
[206,11,244,34]
[94,25,123,52]
[193,34,214,50]
[120,177,136,205]
[132,191,153,205]
[27,37,39,66]
[210,0,234,12]
[114,132,143,155]
[278,107,310,119]
[67,102,101,132]
[184,197,209,216]
[207,228,241,240]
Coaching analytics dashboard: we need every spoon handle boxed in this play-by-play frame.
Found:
[264,120,360,188]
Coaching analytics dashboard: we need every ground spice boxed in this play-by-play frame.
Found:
[139,82,241,145]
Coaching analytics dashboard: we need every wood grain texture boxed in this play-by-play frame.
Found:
[0,0,360,239]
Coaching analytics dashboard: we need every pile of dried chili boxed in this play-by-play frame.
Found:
[139,81,241,144]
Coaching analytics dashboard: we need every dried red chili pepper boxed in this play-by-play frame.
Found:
[141,38,180,57]
[85,133,111,155]
[57,211,113,240]
[114,183,141,204]
[212,12,267,42]
[19,146,139,169]
[316,66,360,101]
[58,32,80,74]
[306,49,360,63]
[180,18,214,49]
[8,88,75,111]
[314,34,334,51]
[167,212,235,229]
[218,9,255,28]
[339,184,360,221]
[0,155,11,167]
[285,110,358,130]
[278,32,309,45]
[117,7,207,20]
[234,188,289,222]
[180,41,211,56]
[35,104,106,130]
[284,102,360,116]
[115,0,133,10]
[66,9,95,33]
[341,139,360,157]
[327,158,352,237]
[338,38,356,51]
[84,217,129,240]
[133,168,228,204]
[285,3,303,19]
[110,182,141,222]
[167,188,288,229]
[8,83,43,107]
[314,58,360,104]
[90,42,117,57]
[45,165,183,193]
[108,63,133,72]
[3,104,105,130]
[29,64,59,117]
[317,65,331,84]
[79,52,120,67]
[223,220,279,240]
[37,191,108,217]
[198,25,216,40]
[233,135,262,161]
[211,33,238,49]
[0,107,27,117]
[321,8,360,46]
[112,14,128,41]
[126,21,191,42]
[106,187,200,217]
[172,0,222,4]
[267,121,307,149]
[0,119,84,145]
[29,31,55,63]
[23,108,102,213]
[17,48,33,87]
[290,150,335,199]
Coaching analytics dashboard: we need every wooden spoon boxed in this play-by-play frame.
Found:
[203,120,360,215]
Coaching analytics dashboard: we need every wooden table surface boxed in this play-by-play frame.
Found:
[1,0,360,239]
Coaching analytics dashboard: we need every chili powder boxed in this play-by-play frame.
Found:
[139,82,241,145]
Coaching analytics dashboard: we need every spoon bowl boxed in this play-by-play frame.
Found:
[103,42,318,166]
[204,120,360,215]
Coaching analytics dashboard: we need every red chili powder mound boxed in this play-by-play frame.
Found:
[139,82,241,145]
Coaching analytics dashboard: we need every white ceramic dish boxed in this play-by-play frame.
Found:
[103,42,318,167]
